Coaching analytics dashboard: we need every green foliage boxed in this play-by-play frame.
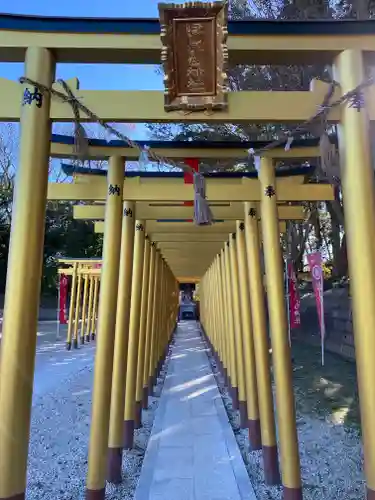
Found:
[0,124,103,295]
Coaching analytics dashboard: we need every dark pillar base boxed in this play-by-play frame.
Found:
[148,376,154,397]
[248,419,262,451]
[0,493,25,499]
[80,336,85,344]
[66,341,72,350]
[91,333,96,341]
[263,445,281,485]
[142,387,149,410]
[134,400,142,429]
[85,334,91,342]
[367,488,375,499]
[85,488,105,500]
[107,447,123,484]
[73,338,79,349]
[223,367,228,387]
[231,386,239,411]
[123,419,135,450]
[238,400,248,429]
[153,372,158,389]
[283,486,303,499]
[228,376,232,393]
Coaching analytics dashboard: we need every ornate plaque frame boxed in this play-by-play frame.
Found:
[158,1,228,112]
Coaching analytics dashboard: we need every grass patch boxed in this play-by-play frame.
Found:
[291,341,360,430]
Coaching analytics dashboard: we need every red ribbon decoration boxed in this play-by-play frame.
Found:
[184,158,199,214]
[59,274,68,324]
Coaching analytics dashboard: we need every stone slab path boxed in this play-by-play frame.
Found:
[135,321,257,500]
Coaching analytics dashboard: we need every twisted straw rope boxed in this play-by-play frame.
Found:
[19,74,374,170]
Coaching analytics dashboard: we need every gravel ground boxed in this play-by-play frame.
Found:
[27,358,170,499]
[204,339,365,500]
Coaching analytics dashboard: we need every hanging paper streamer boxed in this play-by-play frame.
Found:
[193,172,213,226]
[285,136,294,151]
[105,126,113,144]
[138,146,150,169]
[248,148,261,173]
[59,274,68,324]
[184,158,199,209]
[307,252,326,366]
[254,156,261,173]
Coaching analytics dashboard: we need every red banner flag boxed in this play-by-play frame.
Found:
[307,252,325,365]
[59,274,68,324]
[288,262,301,329]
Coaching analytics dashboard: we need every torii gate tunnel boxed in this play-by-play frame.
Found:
[0,4,374,500]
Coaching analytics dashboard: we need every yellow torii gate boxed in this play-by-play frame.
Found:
[0,5,374,500]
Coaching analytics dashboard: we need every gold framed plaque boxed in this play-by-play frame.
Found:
[158,1,228,112]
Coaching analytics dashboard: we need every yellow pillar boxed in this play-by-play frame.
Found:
[107,200,135,483]
[123,220,146,450]
[80,273,90,344]
[211,258,222,372]
[214,257,225,376]
[152,256,165,387]
[73,271,83,349]
[134,237,151,429]
[236,220,261,449]
[147,251,161,397]
[334,49,375,498]
[67,263,78,349]
[85,275,94,342]
[218,250,230,387]
[223,243,239,409]
[160,261,171,370]
[91,276,99,340]
[86,156,124,499]
[142,243,157,409]
[0,47,55,500]
[244,202,280,484]
[259,157,301,498]
[229,234,247,426]
[154,259,165,379]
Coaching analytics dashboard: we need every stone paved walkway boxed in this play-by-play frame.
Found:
[135,321,257,500]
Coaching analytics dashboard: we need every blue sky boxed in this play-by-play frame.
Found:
[0,0,186,139]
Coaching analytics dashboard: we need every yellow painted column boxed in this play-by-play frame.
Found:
[147,250,160,397]
[134,237,151,429]
[0,47,55,500]
[334,49,375,498]
[229,234,248,428]
[223,243,239,409]
[107,200,135,483]
[123,220,146,449]
[86,156,124,499]
[85,275,94,342]
[142,243,157,409]
[215,257,225,374]
[80,273,90,344]
[154,259,165,378]
[67,263,78,349]
[151,256,164,388]
[212,258,222,370]
[259,157,301,499]
[73,271,83,349]
[219,250,230,387]
[244,202,280,484]
[91,276,99,340]
[236,220,261,449]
